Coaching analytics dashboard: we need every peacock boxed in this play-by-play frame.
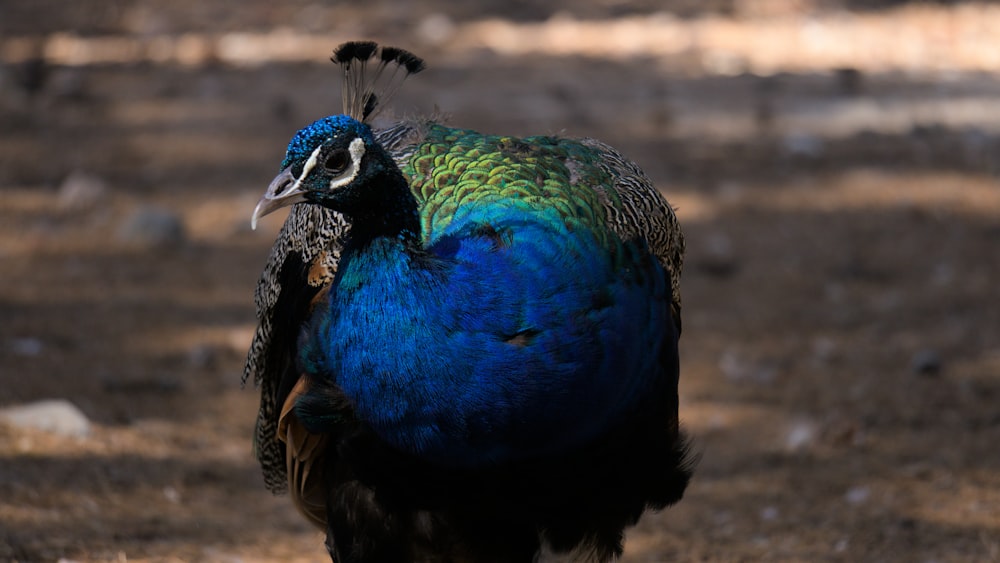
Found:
[244,41,691,562]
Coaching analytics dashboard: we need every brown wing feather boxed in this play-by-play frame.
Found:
[244,121,429,494]
[581,138,685,332]
[279,376,330,529]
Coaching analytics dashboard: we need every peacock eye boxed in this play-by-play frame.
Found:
[324,149,351,174]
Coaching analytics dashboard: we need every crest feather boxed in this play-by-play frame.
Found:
[331,41,425,122]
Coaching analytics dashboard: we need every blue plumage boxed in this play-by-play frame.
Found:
[298,206,675,468]
[281,115,374,170]
[247,42,690,562]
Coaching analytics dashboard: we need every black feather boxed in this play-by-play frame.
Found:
[331,41,426,123]
[396,51,426,75]
[379,46,404,63]
[380,46,426,75]
[332,41,378,64]
[362,93,378,122]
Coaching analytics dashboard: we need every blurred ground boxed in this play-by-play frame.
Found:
[2,1,999,561]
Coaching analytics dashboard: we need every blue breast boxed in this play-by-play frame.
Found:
[299,199,676,468]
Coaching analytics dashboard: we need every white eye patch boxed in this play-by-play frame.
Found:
[327,137,367,190]
[291,137,367,192]
[296,145,324,185]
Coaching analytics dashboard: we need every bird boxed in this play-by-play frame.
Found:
[244,41,691,562]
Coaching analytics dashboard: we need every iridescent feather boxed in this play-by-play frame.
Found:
[244,41,689,562]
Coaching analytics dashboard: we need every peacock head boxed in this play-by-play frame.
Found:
[251,114,394,229]
[250,41,425,230]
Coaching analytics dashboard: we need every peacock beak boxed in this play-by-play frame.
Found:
[251,167,305,230]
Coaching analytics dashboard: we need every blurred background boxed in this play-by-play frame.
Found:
[2,0,999,561]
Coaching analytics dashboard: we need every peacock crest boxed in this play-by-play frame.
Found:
[331,41,425,123]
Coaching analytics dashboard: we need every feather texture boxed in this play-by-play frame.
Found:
[244,42,690,562]
[299,124,676,467]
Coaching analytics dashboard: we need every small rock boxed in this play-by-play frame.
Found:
[759,506,780,521]
[845,485,871,505]
[0,399,91,438]
[163,486,181,504]
[782,132,824,158]
[784,420,817,451]
[8,337,43,356]
[117,205,186,248]
[911,349,943,377]
[58,171,109,211]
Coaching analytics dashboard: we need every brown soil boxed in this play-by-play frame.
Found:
[2,2,998,561]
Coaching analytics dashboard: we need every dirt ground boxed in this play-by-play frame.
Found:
[2,1,999,561]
